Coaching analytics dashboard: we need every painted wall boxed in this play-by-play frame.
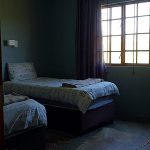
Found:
[36,0,76,78]
[0,0,39,80]
[37,0,150,120]
[107,66,150,120]
[0,0,76,78]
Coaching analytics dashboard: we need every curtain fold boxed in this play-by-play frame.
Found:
[76,0,106,80]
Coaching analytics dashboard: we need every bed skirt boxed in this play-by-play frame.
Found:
[45,100,115,134]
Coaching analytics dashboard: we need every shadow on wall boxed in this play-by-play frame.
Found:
[3,64,9,81]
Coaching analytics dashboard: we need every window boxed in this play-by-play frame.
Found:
[101,1,150,65]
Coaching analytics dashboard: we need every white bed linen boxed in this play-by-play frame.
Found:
[4,77,119,113]
[4,99,47,136]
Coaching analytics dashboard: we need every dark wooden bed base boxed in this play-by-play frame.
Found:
[45,100,115,135]
[5,126,46,150]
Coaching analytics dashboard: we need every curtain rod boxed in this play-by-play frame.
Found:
[102,0,149,7]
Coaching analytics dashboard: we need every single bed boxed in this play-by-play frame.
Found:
[4,94,47,149]
[4,62,119,134]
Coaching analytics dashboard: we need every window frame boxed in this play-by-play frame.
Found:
[101,1,150,66]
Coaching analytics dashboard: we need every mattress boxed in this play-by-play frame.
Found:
[44,96,113,110]
[4,99,47,136]
[4,77,119,113]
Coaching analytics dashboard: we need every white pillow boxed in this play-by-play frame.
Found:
[7,62,37,81]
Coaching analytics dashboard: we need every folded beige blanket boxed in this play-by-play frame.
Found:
[4,93,29,105]
[62,78,103,88]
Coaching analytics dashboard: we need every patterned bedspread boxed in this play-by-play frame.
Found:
[4,99,47,136]
[4,77,119,113]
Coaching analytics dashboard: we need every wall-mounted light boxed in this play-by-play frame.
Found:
[3,40,18,48]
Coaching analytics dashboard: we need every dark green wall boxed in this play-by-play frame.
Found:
[1,0,39,80]
[36,0,76,78]
[107,67,150,120]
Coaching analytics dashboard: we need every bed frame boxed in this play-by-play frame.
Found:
[44,99,115,135]
[5,126,46,150]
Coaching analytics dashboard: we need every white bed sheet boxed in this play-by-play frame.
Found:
[4,77,119,113]
[4,99,47,136]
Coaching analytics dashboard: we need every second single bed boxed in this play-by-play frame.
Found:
[4,94,47,149]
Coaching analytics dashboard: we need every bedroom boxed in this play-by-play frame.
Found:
[0,0,150,149]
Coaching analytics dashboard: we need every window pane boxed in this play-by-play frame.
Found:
[111,52,121,64]
[111,36,121,51]
[103,37,110,51]
[138,2,150,16]
[126,4,137,17]
[125,51,136,63]
[137,51,149,63]
[111,20,121,35]
[125,35,136,50]
[125,18,137,34]
[102,3,150,65]
[102,21,110,36]
[112,7,121,19]
[138,16,149,33]
[104,52,110,63]
[102,8,110,20]
[138,34,149,50]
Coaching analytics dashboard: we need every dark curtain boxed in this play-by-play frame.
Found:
[76,0,106,80]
